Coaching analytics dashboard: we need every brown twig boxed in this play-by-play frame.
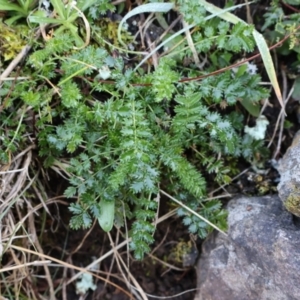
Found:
[0,44,32,84]
[269,68,294,158]
[281,0,300,13]
[28,206,56,299]
[6,244,135,299]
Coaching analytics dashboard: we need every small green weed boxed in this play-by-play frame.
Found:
[0,0,271,259]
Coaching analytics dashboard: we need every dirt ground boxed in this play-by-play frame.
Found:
[33,198,199,300]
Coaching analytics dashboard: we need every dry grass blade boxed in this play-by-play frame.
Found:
[108,232,147,300]
[253,30,284,111]
[182,19,201,67]
[117,2,174,47]
[160,189,228,236]
[4,244,135,299]
[27,207,55,299]
[0,260,51,272]
[1,146,35,258]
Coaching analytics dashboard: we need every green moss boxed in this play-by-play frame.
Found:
[0,22,28,61]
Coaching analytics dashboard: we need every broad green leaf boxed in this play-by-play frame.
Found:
[240,98,260,117]
[292,77,300,101]
[5,15,24,25]
[98,199,115,232]
[285,0,300,4]
[0,1,26,13]
[50,0,67,19]
[198,0,248,24]
[77,0,98,12]
[29,15,64,25]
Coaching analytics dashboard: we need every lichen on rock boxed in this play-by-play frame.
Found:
[194,195,300,300]
[284,186,300,217]
[278,130,300,217]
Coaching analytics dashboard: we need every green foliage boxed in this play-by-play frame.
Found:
[178,200,228,238]
[262,0,300,54]
[152,58,180,102]
[262,1,300,107]
[176,0,207,25]
[0,0,37,25]
[0,1,271,260]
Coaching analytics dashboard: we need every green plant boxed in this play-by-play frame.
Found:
[0,0,38,25]
[262,0,300,53]
[262,0,300,99]
[1,1,271,259]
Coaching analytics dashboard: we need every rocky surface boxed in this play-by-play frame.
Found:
[194,195,300,300]
[278,130,300,217]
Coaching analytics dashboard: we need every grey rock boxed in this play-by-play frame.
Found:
[278,130,300,217]
[194,195,300,300]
